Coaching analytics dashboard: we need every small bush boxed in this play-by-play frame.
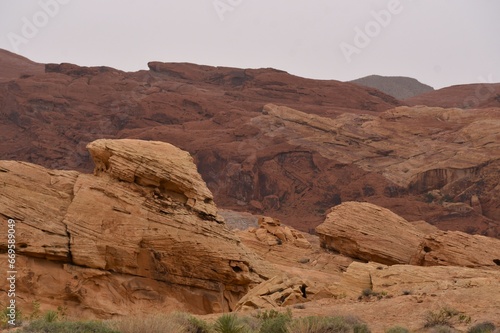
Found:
[430,326,457,333]
[239,315,262,332]
[170,312,211,333]
[260,316,291,333]
[385,326,410,333]
[259,309,292,333]
[1,305,23,329]
[30,301,41,320]
[468,322,496,333]
[112,314,186,333]
[214,314,245,333]
[20,319,119,333]
[287,315,370,333]
[344,316,370,333]
[43,310,58,323]
[424,307,459,328]
[361,288,374,297]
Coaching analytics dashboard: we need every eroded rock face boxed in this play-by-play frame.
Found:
[411,231,500,268]
[234,274,332,311]
[316,202,500,269]
[249,216,311,249]
[0,139,273,317]
[315,202,424,265]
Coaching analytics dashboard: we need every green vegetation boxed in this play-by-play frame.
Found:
[467,322,496,333]
[359,288,392,301]
[256,309,292,333]
[1,304,23,329]
[213,314,245,333]
[287,315,370,333]
[3,304,495,333]
[20,319,120,333]
[424,307,471,329]
[111,314,186,333]
[385,326,409,333]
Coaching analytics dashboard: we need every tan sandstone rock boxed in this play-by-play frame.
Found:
[234,273,332,311]
[411,230,500,268]
[0,139,274,317]
[251,216,311,249]
[315,202,424,265]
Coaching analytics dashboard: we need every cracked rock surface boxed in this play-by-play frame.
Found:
[0,139,274,317]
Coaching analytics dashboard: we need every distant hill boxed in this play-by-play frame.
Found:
[349,75,434,100]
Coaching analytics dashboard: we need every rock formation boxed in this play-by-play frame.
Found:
[411,231,500,268]
[234,274,332,311]
[315,202,425,265]
[316,202,500,269]
[1,51,499,237]
[0,139,274,317]
[247,216,311,249]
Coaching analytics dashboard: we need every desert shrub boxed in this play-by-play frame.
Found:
[259,312,291,333]
[344,316,370,333]
[468,322,496,333]
[239,315,261,332]
[112,313,186,333]
[43,310,58,323]
[424,307,459,328]
[20,319,119,333]
[287,315,370,333]
[359,288,390,301]
[429,325,457,333]
[385,326,409,333]
[361,288,374,297]
[170,312,211,333]
[0,305,23,329]
[214,314,245,333]
[254,308,292,333]
[287,316,326,333]
[30,301,41,320]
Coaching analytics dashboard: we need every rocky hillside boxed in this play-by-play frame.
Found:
[1,141,499,331]
[1,50,500,238]
[0,49,44,83]
[406,83,500,108]
[350,75,434,99]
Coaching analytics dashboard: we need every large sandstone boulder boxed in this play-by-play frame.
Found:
[411,230,500,268]
[315,202,424,265]
[0,139,274,317]
[316,202,500,270]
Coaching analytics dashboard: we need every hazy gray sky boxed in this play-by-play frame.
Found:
[1,0,499,89]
